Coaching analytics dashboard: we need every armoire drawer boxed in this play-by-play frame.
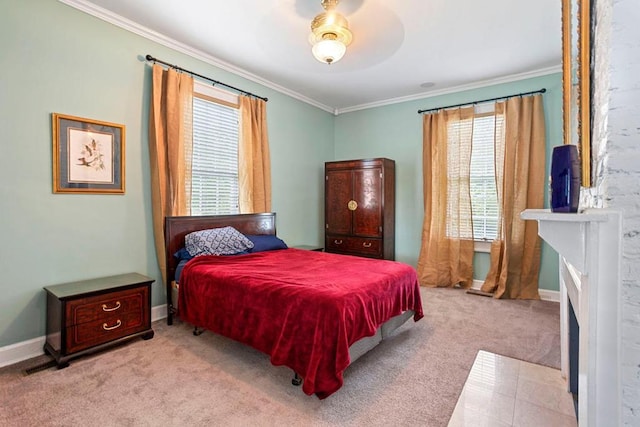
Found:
[325,236,382,257]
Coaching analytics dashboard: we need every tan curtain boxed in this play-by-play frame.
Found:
[238,95,271,213]
[148,64,193,281]
[417,107,475,288]
[481,95,545,299]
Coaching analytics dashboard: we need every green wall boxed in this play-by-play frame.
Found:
[334,74,561,292]
[0,0,334,347]
[0,0,560,349]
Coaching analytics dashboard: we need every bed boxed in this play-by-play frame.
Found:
[164,213,423,398]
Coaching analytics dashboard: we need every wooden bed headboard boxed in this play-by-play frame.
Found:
[163,212,276,324]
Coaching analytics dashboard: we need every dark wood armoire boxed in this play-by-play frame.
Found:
[324,158,395,260]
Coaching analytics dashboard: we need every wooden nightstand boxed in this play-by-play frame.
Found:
[292,245,324,252]
[44,273,155,368]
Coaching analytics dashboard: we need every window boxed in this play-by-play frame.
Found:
[469,113,503,241]
[446,107,503,244]
[190,89,240,216]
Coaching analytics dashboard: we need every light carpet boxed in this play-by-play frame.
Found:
[0,287,560,427]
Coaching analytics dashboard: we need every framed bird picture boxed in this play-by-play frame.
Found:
[52,113,125,194]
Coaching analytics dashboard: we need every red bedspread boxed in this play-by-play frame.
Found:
[178,248,423,398]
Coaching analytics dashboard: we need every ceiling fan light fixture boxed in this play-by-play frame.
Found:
[309,0,352,65]
[311,36,347,64]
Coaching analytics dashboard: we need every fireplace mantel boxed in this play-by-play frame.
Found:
[521,209,621,427]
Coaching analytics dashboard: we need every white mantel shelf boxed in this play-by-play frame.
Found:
[520,209,610,273]
[521,209,621,427]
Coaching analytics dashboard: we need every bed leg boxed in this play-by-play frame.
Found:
[292,372,302,386]
[193,326,204,336]
[167,304,174,325]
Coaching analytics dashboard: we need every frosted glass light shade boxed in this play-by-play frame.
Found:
[312,39,347,64]
[309,1,352,65]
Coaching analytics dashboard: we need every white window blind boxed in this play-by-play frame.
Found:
[446,117,474,240]
[469,114,503,241]
[191,95,240,215]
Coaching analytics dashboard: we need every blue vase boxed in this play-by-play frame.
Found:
[550,145,580,213]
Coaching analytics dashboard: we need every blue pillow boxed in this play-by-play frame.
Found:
[185,226,254,256]
[245,234,288,252]
[174,247,194,261]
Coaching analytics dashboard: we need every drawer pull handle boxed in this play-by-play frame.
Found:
[102,320,122,331]
[102,301,121,312]
[334,239,343,245]
[363,242,372,248]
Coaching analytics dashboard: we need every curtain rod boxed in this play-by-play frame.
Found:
[417,88,546,114]
[145,54,268,102]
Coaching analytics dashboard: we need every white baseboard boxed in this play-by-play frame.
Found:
[0,304,168,369]
[151,304,167,322]
[471,280,560,302]
[538,288,560,302]
[0,336,47,368]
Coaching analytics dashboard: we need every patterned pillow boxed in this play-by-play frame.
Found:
[185,226,254,256]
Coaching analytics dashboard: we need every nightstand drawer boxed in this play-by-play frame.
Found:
[66,286,148,326]
[65,310,148,354]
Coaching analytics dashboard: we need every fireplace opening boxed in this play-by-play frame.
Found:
[569,298,579,417]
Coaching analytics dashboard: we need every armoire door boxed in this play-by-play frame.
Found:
[352,167,382,237]
[325,169,352,235]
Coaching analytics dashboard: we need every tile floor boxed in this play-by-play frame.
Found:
[448,350,577,427]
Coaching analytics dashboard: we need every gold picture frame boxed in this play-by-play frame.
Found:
[562,0,592,187]
[52,113,125,194]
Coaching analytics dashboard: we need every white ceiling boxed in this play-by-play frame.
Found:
[64,0,561,114]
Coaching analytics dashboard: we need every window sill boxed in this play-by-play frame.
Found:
[474,240,492,253]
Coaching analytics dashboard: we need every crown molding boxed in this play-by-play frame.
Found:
[58,0,560,117]
[57,0,335,114]
[335,65,562,115]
